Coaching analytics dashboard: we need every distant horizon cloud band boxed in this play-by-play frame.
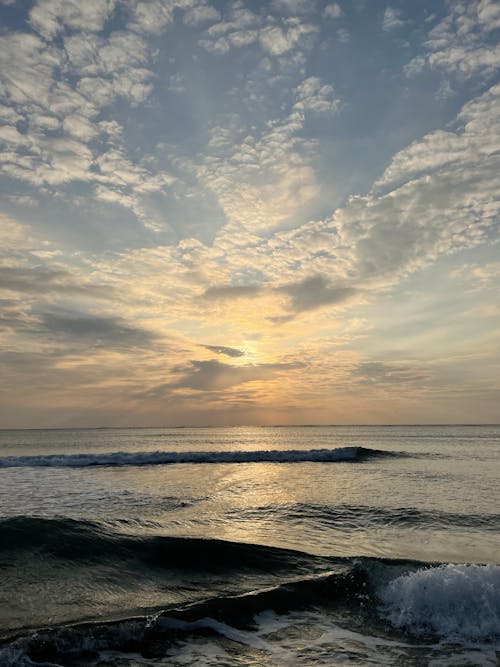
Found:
[0,0,499,427]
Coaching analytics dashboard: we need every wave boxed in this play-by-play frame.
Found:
[0,520,499,665]
[2,559,499,666]
[0,516,323,573]
[0,445,396,468]
[378,563,500,641]
[227,502,500,531]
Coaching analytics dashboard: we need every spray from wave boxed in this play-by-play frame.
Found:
[378,563,500,641]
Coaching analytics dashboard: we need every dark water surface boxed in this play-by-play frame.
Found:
[0,425,499,665]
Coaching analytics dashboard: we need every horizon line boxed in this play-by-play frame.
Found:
[1,423,499,431]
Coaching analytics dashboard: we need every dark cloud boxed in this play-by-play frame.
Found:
[353,361,432,385]
[202,284,262,300]
[0,350,57,372]
[0,299,31,332]
[0,265,113,298]
[279,275,359,313]
[0,301,154,355]
[203,344,245,357]
[267,314,295,325]
[172,360,265,391]
[202,275,359,318]
[38,310,155,349]
[140,358,303,397]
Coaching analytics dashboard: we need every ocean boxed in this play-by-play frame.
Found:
[0,425,499,666]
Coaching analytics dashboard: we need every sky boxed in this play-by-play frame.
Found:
[0,0,499,428]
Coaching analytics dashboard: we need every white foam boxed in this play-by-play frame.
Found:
[378,564,500,641]
[159,616,271,650]
[0,447,363,468]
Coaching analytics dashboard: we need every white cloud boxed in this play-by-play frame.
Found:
[0,15,162,231]
[382,6,405,31]
[127,0,175,35]
[228,29,259,47]
[478,0,500,30]
[323,3,342,19]
[0,105,22,124]
[451,262,500,289]
[186,81,500,302]
[62,114,99,141]
[30,114,61,130]
[189,93,329,236]
[198,35,231,54]
[127,0,220,34]
[259,20,318,56]
[0,126,31,147]
[0,215,36,249]
[293,76,340,114]
[65,31,150,74]
[336,27,350,43]
[0,33,62,108]
[183,4,220,26]
[376,83,500,190]
[271,0,316,15]
[30,0,116,38]
[199,8,317,59]
[405,0,500,78]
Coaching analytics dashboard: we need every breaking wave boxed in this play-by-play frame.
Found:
[0,445,397,468]
[378,563,500,641]
[1,517,499,665]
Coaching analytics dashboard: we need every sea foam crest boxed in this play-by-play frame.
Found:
[379,564,500,641]
[0,446,375,468]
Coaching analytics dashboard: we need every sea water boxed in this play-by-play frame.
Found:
[0,425,498,665]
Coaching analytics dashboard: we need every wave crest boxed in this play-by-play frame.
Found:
[378,563,500,641]
[0,446,393,468]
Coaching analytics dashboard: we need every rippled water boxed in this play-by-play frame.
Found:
[0,425,499,665]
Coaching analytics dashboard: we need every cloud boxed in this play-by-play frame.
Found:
[323,3,342,19]
[127,0,175,35]
[450,262,500,290]
[271,0,316,15]
[293,76,340,114]
[29,0,116,39]
[64,31,154,106]
[0,265,113,298]
[382,6,405,31]
[112,74,498,328]
[0,18,174,231]
[162,76,498,327]
[199,7,318,58]
[375,83,500,189]
[183,4,220,27]
[0,299,33,334]
[62,114,99,141]
[199,4,260,53]
[38,310,156,349]
[279,275,359,313]
[259,20,318,56]
[203,345,245,357]
[147,358,302,393]
[0,22,166,238]
[353,361,433,386]
[405,1,500,78]
[190,76,338,236]
[1,0,499,426]
[201,274,359,320]
[0,216,35,248]
[0,33,63,108]
[478,0,500,30]
[203,284,262,300]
